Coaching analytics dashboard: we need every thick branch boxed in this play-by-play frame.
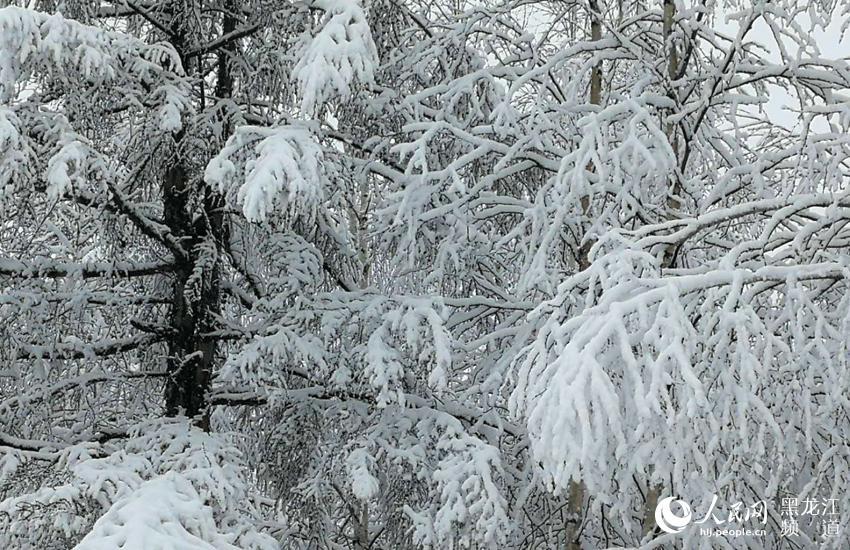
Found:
[185,23,262,58]
[208,390,268,407]
[104,178,189,262]
[119,0,174,38]
[0,432,63,453]
[14,334,165,360]
[0,259,174,279]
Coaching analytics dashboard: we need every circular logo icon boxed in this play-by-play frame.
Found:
[655,497,693,534]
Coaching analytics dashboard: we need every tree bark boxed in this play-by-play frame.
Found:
[163,155,213,422]
[161,3,226,430]
[578,0,603,272]
[569,2,603,545]
[642,0,680,538]
[661,0,682,269]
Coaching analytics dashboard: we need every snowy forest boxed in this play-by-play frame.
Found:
[2,0,850,547]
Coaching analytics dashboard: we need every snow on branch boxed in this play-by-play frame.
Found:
[0,106,35,200]
[366,298,454,405]
[14,333,163,360]
[0,7,188,130]
[512,238,850,523]
[205,124,323,223]
[0,419,276,549]
[405,414,512,548]
[75,472,240,550]
[293,0,378,116]
[0,258,174,278]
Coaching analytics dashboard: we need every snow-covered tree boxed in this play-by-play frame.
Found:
[2,0,850,548]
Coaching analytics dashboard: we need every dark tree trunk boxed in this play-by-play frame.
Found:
[160,5,228,430]
[162,152,217,424]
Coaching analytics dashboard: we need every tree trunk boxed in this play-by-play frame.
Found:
[578,0,603,272]
[355,502,369,549]
[661,0,682,269]
[161,4,227,430]
[569,2,603,544]
[642,0,680,538]
[566,477,586,549]
[642,485,660,538]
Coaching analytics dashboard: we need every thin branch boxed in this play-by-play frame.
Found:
[119,0,174,38]
[185,23,263,58]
